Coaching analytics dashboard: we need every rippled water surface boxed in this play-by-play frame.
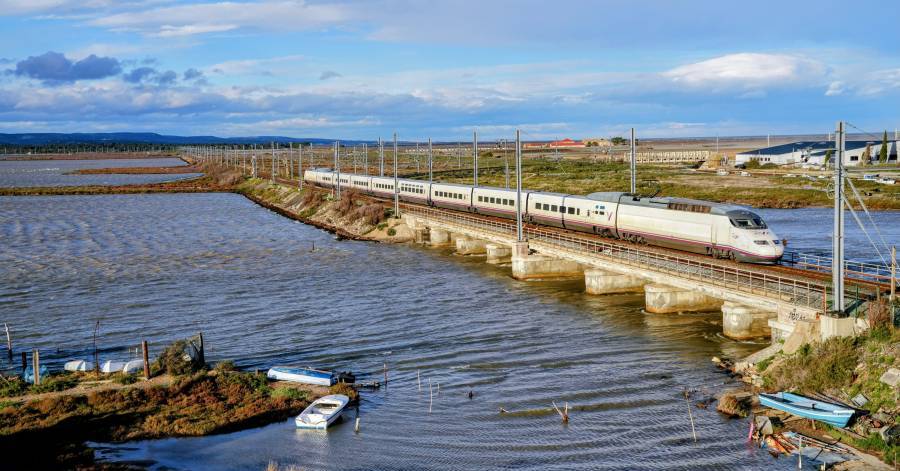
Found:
[0,158,199,187]
[1,194,897,470]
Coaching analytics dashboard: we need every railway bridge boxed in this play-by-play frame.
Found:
[397,203,892,343]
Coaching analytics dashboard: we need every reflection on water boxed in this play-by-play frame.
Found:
[0,158,199,187]
[1,194,896,470]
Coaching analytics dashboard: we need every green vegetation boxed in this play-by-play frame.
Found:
[880,131,889,163]
[0,374,79,397]
[387,227,397,236]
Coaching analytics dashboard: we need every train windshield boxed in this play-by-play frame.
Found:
[729,214,767,229]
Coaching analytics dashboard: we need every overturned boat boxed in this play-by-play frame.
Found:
[759,392,855,428]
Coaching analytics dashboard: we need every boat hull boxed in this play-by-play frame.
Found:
[759,393,854,428]
[267,366,336,386]
[295,394,350,430]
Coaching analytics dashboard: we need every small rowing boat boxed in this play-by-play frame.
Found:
[267,366,336,386]
[295,394,349,429]
[759,392,855,428]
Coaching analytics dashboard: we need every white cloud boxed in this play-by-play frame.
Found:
[825,81,845,96]
[663,53,827,90]
[89,1,348,36]
[206,54,306,76]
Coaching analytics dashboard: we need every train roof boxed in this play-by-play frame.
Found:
[585,191,754,216]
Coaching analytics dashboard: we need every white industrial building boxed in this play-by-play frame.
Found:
[735,140,898,167]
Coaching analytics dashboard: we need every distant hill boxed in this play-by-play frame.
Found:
[0,132,369,146]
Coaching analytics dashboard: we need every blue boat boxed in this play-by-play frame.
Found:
[22,365,49,384]
[267,366,336,386]
[758,392,855,428]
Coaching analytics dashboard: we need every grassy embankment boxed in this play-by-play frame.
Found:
[436,159,900,209]
[754,326,900,464]
[0,341,355,469]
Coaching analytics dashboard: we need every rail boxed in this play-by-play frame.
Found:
[401,204,865,313]
[781,251,895,286]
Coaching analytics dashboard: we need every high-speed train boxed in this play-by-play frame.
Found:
[303,169,784,263]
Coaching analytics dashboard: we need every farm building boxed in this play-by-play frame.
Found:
[735,140,898,167]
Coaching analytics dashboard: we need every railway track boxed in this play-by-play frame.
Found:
[269,174,890,300]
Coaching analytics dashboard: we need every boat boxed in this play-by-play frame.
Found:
[295,394,349,429]
[122,359,144,374]
[759,392,855,428]
[100,360,126,373]
[267,366,336,386]
[64,360,90,372]
[22,365,49,384]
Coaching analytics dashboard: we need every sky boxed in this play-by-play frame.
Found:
[0,0,899,140]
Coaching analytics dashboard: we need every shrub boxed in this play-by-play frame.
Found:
[0,377,27,397]
[351,203,386,226]
[334,190,356,214]
[762,336,859,393]
[387,227,396,237]
[328,382,358,402]
[271,387,308,401]
[113,373,139,385]
[214,360,237,372]
[28,374,78,394]
[155,340,203,376]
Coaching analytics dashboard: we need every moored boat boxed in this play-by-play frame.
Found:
[100,360,126,373]
[267,366,336,386]
[295,394,350,429]
[64,359,90,372]
[758,392,855,428]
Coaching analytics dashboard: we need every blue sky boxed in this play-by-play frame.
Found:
[1,0,899,140]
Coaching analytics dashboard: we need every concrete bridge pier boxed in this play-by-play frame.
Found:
[485,244,512,264]
[414,226,428,244]
[455,236,487,255]
[584,269,647,295]
[721,301,776,340]
[511,243,583,280]
[428,228,451,247]
[644,284,722,314]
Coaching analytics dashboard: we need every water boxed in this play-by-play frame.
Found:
[1,194,897,470]
[0,158,200,187]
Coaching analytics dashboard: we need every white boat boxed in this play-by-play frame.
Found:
[267,366,336,386]
[295,394,350,429]
[100,360,126,373]
[64,359,90,372]
[122,359,145,374]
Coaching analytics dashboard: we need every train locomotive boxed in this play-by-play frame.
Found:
[303,169,784,263]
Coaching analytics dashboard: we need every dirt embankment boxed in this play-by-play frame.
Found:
[1,153,179,161]
[69,165,200,175]
[0,162,242,196]
[236,179,415,242]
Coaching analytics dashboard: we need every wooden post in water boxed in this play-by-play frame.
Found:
[32,349,40,385]
[383,362,388,387]
[417,369,421,392]
[684,389,697,442]
[142,340,150,380]
[429,380,433,413]
[4,323,10,360]
[354,417,360,433]
[198,332,205,366]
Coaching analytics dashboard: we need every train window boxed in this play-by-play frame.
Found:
[543,204,550,211]
[567,207,575,215]
[559,206,566,213]
[551,205,557,212]
[534,202,540,210]
[489,197,495,204]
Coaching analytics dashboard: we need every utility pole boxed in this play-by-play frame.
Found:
[473,130,479,187]
[393,133,399,217]
[298,143,303,189]
[379,137,384,176]
[630,128,637,194]
[833,121,846,314]
[364,143,368,176]
[516,130,524,242]
[428,138,433,183]
[270,142,275,183]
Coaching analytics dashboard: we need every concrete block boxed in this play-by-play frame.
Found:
[414,227,428,244]
[880,368,900,388]
[511,255,583,280]
[721,301,776,340]
[455,236,487,255]
[584,269,646,295]
[485,244,511,264]
[644,284,722,314]
[429,228,451,247]
[820,316,858,341]
[782,319,819,354]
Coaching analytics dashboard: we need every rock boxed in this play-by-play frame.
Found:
[782,319,819,355]
[879,368,900,388]
[850,393,869,408]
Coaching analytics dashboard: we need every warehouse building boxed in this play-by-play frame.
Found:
[735,140,898,167]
